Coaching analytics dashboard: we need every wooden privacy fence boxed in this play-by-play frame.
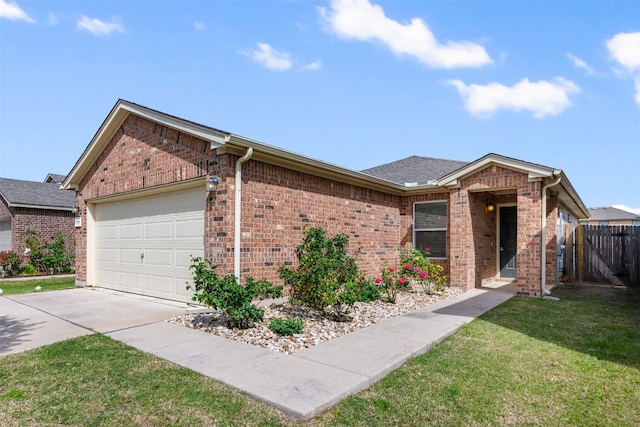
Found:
[577,225,640,288]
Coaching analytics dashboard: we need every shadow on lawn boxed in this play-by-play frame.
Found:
[480,282,640,370]
[0,314,43,356]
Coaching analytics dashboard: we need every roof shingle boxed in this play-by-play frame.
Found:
[360,155,469,185]
[0,177,75,210]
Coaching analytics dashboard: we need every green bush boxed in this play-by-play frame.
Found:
[278,227,365,318]
[41,234,74,273]
[399,249,448,294]
[20,264,38,276]
[269,317,304,336]
[187,257,282,329]
[22,230,44,271]
[0,250,22,276]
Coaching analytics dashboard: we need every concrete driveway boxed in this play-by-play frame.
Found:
[0,287,188,356]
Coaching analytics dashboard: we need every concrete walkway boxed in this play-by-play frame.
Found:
[1,287,512,419]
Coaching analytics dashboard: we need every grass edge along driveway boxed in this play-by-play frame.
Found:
[1,282,639,426]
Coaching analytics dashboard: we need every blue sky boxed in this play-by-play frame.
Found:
[1,0,639,213]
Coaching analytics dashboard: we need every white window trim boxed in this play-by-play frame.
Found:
[413,200,447,259]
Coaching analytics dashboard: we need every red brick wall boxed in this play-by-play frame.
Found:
[75,114,218,283]
[74,113,404,287]
[9,207,74,268]
[449,164,554,294]
[208,156,403,286]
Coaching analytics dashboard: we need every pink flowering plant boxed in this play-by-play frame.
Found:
[375,248,448,303]
[400,248,448,294]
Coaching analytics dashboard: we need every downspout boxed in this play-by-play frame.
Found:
[234,147,253,281]
[541,172,562,296]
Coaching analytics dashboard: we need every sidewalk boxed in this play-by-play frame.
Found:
[108,288,513,419]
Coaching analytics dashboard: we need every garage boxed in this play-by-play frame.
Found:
[95,186,204,303]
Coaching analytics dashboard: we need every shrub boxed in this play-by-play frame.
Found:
[399,249,448,294]
[187,257,282,329]
[20,264,38,276]
[278,227,365,319]
[0,250,22,276]
[375,248,448,303]
[22,230,44,271]
[269,317,304,336]
[41,234,74,273]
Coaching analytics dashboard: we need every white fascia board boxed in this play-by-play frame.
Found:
[437,154,555,187]
[10,203,72,211]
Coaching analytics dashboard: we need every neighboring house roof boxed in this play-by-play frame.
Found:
[361,156,469,186]
[588,207,640,221]
[44,173,67,184]
[61,99,590,219]
[0,177,75,211]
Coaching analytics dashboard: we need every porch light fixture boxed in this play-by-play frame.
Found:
[206,174,219,192]
[71,202,80,214]
[485,195,495,213]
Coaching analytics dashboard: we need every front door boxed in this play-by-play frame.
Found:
[500,206,517,278]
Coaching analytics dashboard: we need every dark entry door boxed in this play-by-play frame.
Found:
[500,206,517,278]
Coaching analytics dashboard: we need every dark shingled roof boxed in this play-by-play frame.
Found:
[0,177,75,210]
[588,207,640,221]
[361,156,470,185]
[44,173,67,183]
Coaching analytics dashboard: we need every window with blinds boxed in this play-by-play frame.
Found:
[413,201,447,258]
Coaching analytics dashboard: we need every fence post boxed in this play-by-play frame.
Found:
[577,224,584,282]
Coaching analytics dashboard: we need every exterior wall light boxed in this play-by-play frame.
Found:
[71,202,80,214]
[486,203,495,213]
[206,174,219,192]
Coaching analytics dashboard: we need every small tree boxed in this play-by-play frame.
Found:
[22,229,44,271]
[41,233,74,273]
[187,257,282,329]
[278,227,364,319]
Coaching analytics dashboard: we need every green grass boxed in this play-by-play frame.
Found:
[0,277,77,296]
[1,283,639,426]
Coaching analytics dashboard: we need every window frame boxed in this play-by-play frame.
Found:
[413,200,447,259]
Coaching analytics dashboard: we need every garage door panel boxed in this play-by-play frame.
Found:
[95,186,203,303]
[98,224,119,240]
[119,249,143,265]
[176,218,204,238]
[176,249,201,269]
[145,221,173,239]
[144,249,172,267]
[119,271,143,290]
[120,223,143,240]
[98,248,118,263]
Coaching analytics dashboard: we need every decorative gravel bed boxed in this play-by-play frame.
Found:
[168,285,465,354]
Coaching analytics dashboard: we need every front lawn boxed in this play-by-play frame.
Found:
[0,277,76,296]
[1,283,638,426]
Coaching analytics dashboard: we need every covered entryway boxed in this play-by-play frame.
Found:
[94,186,204,303]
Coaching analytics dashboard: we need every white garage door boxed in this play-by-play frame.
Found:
[95,187,204,302]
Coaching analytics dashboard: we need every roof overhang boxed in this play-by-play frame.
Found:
[60,102,589,219]
[8,203,72,212]
[436,153,589,219]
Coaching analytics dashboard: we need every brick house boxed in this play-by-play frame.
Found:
[0,177,76,260]
[61,100,589,302]
[583,207,640,227]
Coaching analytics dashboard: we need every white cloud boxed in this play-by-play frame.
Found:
[448,78,581,118]
[77,15,124,36]
[566,53,597,76]
[612,204,640,215]
[249,43,292,71]
[318,0,491,68]
[607,32,640,73]
[0,0,35,23]
[301,60,323,71]
[607,32,640,107]
[194,21,205,31]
